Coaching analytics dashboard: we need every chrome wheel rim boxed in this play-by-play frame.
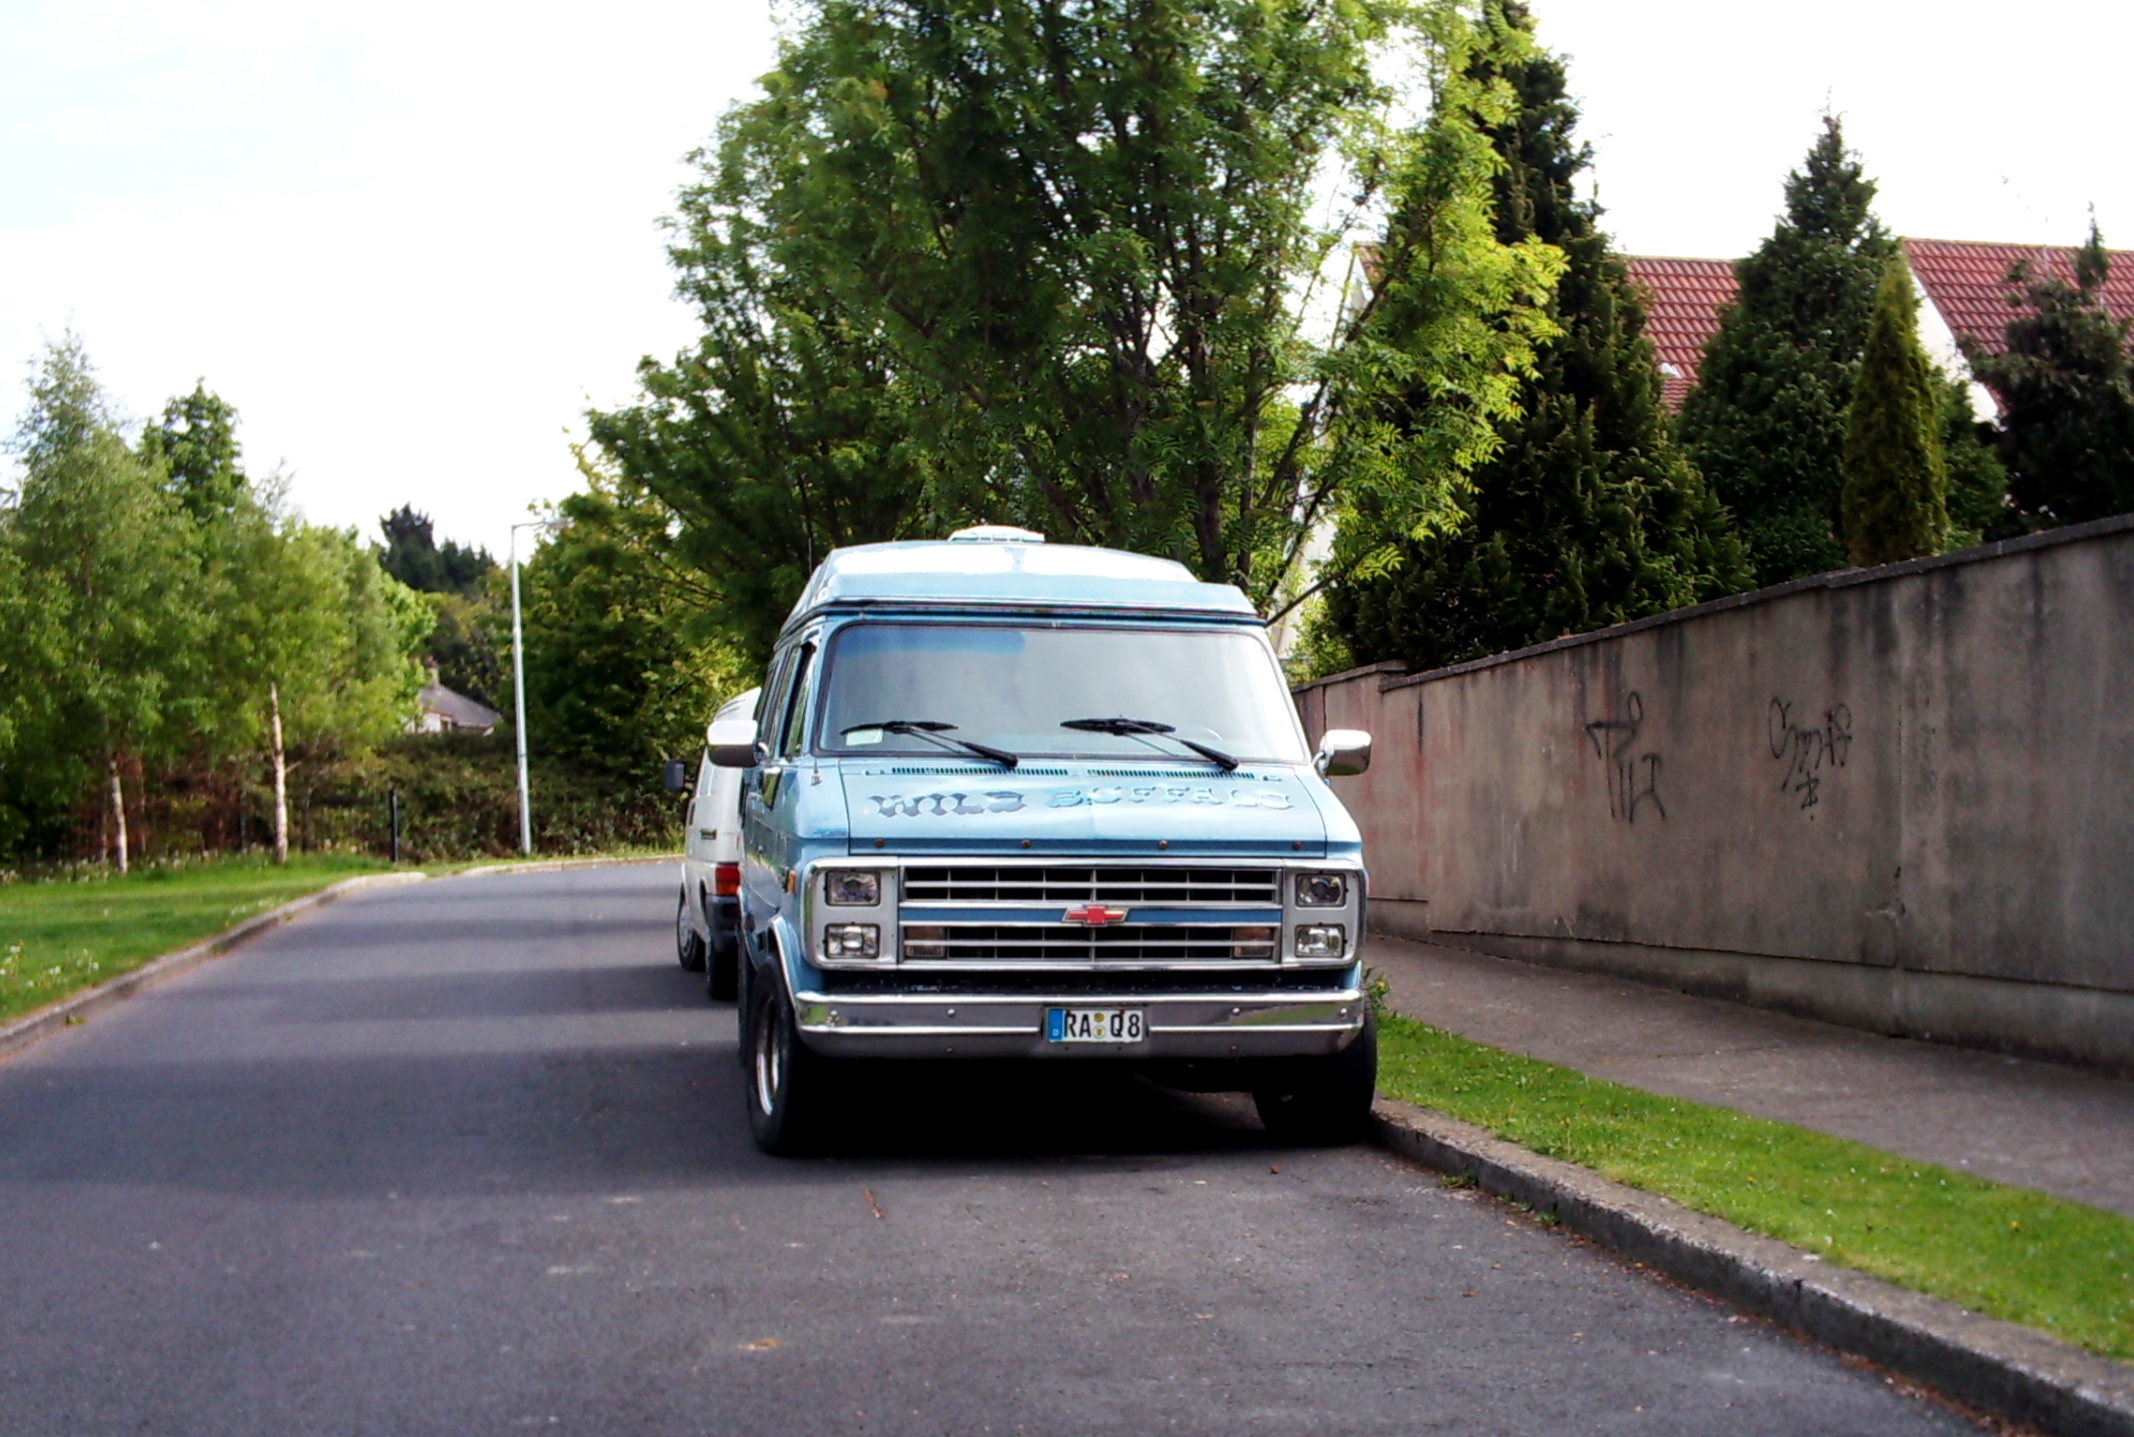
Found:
[753,1000,783,1117]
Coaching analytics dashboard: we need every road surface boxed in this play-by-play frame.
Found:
[0,863,1985,1434]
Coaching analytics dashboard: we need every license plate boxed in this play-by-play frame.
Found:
[1046,1007,1146,1044]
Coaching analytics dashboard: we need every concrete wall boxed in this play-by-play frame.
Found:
[1296,514,2134,1072]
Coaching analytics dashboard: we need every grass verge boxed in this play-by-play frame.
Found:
[0,854,388,1026]
[1376,1013,2134,1362]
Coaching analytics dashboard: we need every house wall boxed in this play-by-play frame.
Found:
[1296,515,2134,1071]
[1909,267,2001,420]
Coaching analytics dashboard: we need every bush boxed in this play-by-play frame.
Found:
[299,733,682,863]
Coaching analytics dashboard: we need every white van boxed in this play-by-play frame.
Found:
[676,687,760,1000]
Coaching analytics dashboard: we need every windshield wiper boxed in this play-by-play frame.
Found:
[1060,717,1239,772]
[844,719,1018,770]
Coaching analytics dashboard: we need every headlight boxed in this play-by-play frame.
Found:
[1294,872,1347,907]
[1294,923,1346,960]
[823,869,882,906]
[822,923,880,959]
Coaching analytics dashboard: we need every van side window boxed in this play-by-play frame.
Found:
[758,648,796,755]
[778,643,816,757]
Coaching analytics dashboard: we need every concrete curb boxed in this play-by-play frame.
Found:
[1370,1098,2134,1437]
[443,854,678,880]
[0,871,429,1065]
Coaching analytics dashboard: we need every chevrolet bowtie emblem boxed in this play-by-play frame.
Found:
[1061,904,1129,926]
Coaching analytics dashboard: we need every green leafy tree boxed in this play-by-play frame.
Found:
[140,382,247,522]
[1938,374,2011,548]
[1840,256,1948,565]
[606,0,1562,648]
[1320,1,1747,672]
[374,505,503,705]
[0,336,199,868]
[518,448,749,785]
[201,489,429,861]
[589,168,939,667]
[1967,222,2134,529]
[1678,118,1897,585]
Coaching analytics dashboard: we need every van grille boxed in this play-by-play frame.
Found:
[902,866,1278,905]
[901,924,1276,965]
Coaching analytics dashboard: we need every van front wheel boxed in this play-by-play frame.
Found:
[1253,1009,1377,1145]
[745,979,832,1155]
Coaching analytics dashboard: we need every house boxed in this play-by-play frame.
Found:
[1627,239,2134,416]
[413,680,501,735]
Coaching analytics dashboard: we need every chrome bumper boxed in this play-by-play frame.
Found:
[790,986,1365,1059]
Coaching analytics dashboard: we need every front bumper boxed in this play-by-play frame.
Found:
[790,986,1365,1059]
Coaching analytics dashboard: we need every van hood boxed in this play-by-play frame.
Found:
[839,762,1328,857]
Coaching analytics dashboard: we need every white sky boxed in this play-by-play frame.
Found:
[4,0,2127,558]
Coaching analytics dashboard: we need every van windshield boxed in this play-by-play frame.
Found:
[815,623,1308,765]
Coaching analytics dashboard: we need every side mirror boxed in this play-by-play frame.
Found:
[1315,728,1372,778]
[707,716,760,769]
[661,758,693,793]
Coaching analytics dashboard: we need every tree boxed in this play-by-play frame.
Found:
[375,505,504,705]
[1840,255,1947,565]
[589,176,940,668]
[202,490,429,862]
[140,382,247,522]
[1678,117,1897,585]
[1319,1,1747,672]
[603,0,1562,648]
[379,505,496,595]
[0,336,198,870]
[1938,374,2011,548]
[518,448,749,784]
[1967,222,2134,529]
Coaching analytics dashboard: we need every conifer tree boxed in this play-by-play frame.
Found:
[1968,222,2134,528]
[1678,118,1896,585]
[1840,256,1947,565]
[1318,1,1747,673]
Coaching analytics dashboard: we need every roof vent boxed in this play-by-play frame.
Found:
[946,524,1046,544]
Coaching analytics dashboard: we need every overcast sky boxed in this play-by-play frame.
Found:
[4,0,2126,558]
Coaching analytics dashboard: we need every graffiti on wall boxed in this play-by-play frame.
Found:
[1585,691,1666,823]
[1767,698,1852,810]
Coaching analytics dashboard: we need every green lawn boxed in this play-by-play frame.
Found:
[1375,1013,2134,1360]
[0,854,388,1025]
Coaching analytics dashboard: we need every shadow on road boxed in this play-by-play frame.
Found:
[180,960,711,1022]
[0,962,1286,1202]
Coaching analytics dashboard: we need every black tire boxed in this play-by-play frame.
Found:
[1253,1008,1377,1145]
[736,952,757,1071]
[675,888,707,972]
[707,942,739,1003]
[744,975,834,1155]
[704,885,739,1001]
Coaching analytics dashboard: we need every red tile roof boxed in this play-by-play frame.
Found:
[1902,238,2134,359]
[1624,257,1739,410]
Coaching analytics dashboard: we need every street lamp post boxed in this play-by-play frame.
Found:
[508,519,556,857]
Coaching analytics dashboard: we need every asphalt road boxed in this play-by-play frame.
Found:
[0,863,1988,1436]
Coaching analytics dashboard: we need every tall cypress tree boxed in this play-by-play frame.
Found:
[1678,117,1896,585]
[1318,1,1747,673]
[1968,222,2134,528]
[1840,256,1947,564]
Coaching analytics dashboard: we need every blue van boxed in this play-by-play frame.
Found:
[711,527,1375,1153]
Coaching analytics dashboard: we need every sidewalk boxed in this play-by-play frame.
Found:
[1366,933,2134,1219]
